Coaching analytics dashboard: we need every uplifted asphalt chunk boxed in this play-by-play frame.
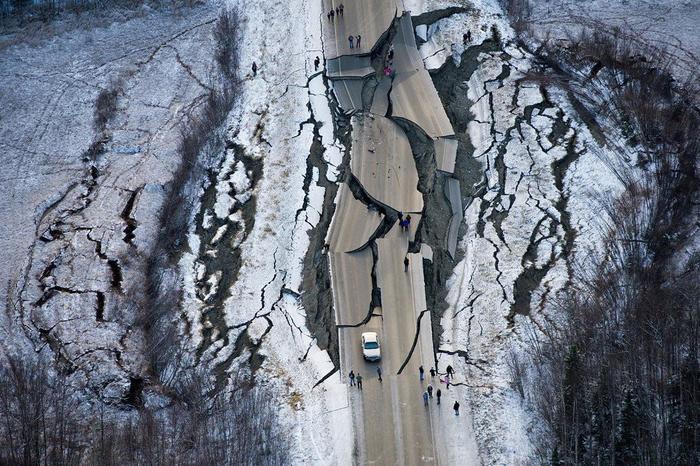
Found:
[390,13,454,138]
[329,248,375,326]
[333,79,365,113]
[326,182,384,253]
[350,114,423,213]
[434,137,458,173]
[370,75,392,116]
[327,55,375,79]
[444,176,463,259]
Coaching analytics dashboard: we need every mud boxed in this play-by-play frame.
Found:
[412,7,472,28]
[301,74,352,369]
[193,142,264,364]
[405,41,502,356]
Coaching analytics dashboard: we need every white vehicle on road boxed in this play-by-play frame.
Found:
[361,332,381,361]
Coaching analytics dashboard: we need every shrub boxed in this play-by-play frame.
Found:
[524,29,700,465]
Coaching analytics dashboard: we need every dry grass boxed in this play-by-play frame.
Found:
[142,7,241,386]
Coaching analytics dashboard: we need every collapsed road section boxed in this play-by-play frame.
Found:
[320,1,477,464]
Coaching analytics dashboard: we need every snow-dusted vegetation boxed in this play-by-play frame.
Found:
[0,0,697,464]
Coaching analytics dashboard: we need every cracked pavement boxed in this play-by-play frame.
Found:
[323,5,476,465]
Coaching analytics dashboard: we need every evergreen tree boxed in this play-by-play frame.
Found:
[562,344,584,462]
[551,445,561,466]
[616,387,644,465]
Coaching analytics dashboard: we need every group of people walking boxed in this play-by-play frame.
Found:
[420,364,460,415]
[326,4,344,21]
[347,364,461,415]
[400,212,412,272]
[348,370,364,389]
[325,4,363,51]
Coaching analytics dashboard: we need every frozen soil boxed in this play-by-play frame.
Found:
[0,1,221,402]
[410,0,649,463]
[2,0,696,463]
[526,0,700,79]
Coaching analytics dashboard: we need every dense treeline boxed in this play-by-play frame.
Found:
[0,356,289,465]
[521,29,700,465]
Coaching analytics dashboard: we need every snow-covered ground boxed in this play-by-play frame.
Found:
[0,1,221,398]
[0,0,351,460]
[527,0,700,79]
[412,0,637,463]
[2,0,695,463]
[177,0,352,462]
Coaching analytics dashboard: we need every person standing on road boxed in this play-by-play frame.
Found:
[377,366,383,382]
[339,4,344,16]
[314,56,320,71]
[356,34,361,48]
[348,35,354,49]
[251,61,258,77]
[405,215,411,230]
[446,364,454,379]
[330,9,334,22]
[327,11,331,21]
[423,391,429,406]
[453,400,460,415]
[404,256,409,272]
[430,367,436,378]
[436,388,442,405]
[356,374,363,389]
[349,370,355,386]
[427,384,433,398]
[441,375,450,389]
[419,365,425,381]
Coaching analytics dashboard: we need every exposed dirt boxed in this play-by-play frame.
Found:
[406,41,501,357]
[194,142,264,364]
[412,7,472,28]
[301,75,353,369]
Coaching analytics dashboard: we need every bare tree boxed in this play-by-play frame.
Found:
[518,26,700,466]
